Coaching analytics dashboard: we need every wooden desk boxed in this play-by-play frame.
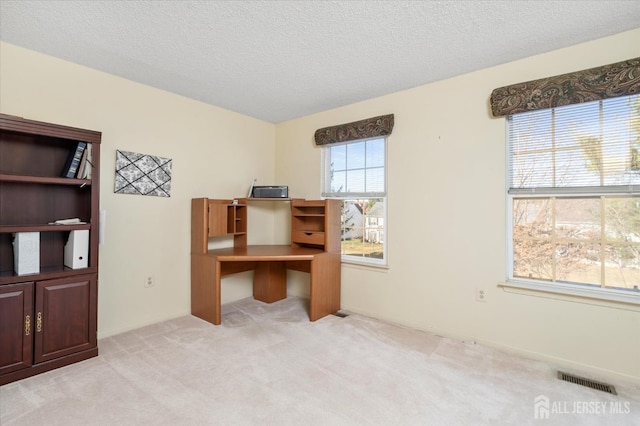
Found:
[191,245,341,325]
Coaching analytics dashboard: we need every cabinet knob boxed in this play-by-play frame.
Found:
[25,315,31,336]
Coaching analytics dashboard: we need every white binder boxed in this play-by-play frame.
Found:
[64,230,89,269]
[13,232,40,275]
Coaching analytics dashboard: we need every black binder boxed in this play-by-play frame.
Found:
[61,141,87,178]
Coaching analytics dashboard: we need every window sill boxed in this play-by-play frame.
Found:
[341,259,390,272]
[499,279,640,310]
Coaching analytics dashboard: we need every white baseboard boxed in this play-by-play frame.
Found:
[97,310,188,340]
[341,304,640,385]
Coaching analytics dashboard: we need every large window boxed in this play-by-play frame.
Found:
[323,137,387,265]
[507,94,640,294]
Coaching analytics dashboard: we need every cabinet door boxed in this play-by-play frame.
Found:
[208,203,229,236]
[34,275,97,363]
[0,282,34,374]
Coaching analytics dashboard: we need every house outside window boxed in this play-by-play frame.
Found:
[507,94,640,296]
[323,137,387,266]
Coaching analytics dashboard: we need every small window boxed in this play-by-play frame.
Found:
[323,137,387,265]
[507,94,640,292]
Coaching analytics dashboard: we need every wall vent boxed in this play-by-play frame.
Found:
[557,371,617,395]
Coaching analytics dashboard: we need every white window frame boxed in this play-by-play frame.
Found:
[322,136,388,267]
[503,95,640,305]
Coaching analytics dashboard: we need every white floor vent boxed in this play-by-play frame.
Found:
[557,371,617,395]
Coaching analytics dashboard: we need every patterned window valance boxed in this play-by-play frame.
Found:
[314,114,394,146]
[490,57,640,117]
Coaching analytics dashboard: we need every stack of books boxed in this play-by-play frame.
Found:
[61,141,93,179]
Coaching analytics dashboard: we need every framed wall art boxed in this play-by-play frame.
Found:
[114,150,172,197]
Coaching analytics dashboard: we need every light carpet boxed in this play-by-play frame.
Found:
[1,296,638,425]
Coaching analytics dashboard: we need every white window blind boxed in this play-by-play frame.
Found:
[507,94,640,293]
[322,137,386,198]
[508,94,640,195]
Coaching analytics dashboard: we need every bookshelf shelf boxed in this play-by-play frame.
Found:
[0,223,91,234]
[0,265,96,286]
[0,173,92,186]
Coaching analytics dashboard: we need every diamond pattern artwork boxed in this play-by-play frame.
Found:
[114,150,172,197]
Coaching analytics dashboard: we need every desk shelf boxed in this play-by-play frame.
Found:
[244,197,292,202]
[290,198,340,252]
[191,198,247,253]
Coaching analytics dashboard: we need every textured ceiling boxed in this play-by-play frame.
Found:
[1,1,639,123]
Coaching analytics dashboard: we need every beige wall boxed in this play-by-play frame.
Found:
[275,28,640,381]
[2,28,639,382]
[0,41,276,337]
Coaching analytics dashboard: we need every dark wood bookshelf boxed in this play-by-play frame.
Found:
[0,113,101,385]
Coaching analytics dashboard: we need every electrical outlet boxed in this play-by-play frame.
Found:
[144,275,154,288]
[476,287,488,303]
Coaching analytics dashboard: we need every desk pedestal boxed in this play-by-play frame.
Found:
[254,262,287,303]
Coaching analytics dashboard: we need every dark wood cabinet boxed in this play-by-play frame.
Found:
[35,275,97,363]
[0,114,101,385]
[0,282,33,375]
